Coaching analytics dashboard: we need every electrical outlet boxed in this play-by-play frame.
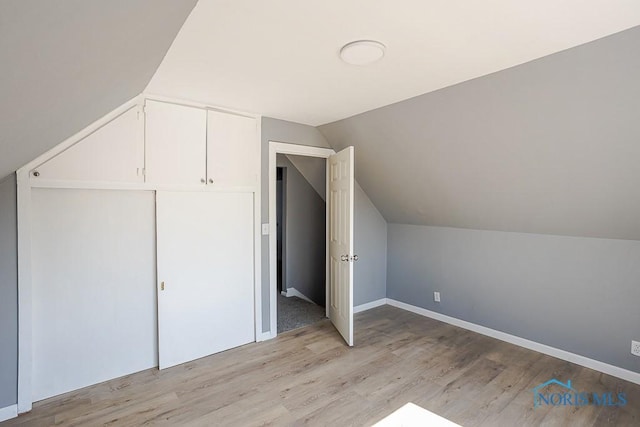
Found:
[434,292,441,303]
[632,340,640,357]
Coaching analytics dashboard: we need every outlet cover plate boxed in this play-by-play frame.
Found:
[434,291,441,303]
[632,340,640,356]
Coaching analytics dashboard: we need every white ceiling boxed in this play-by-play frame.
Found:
[147,0,640,126]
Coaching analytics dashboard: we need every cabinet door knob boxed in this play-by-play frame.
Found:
[200,178,206,184]
[208,178,213,184]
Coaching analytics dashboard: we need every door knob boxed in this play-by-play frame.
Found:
[351,255,359,262]
[208,178,213,184]
[341,254,349,262]
[200,178,206,184]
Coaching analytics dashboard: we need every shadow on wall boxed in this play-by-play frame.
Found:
[0,173,18,408]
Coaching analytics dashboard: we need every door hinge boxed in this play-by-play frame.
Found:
[137,167,146,177]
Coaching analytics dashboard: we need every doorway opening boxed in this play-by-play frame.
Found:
[276,156,327,333]
[268,141,355,346]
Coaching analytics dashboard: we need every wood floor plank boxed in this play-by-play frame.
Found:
[3,306,639,426]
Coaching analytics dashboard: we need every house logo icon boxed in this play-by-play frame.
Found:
[532,379,576,407]
[532,378,627,408]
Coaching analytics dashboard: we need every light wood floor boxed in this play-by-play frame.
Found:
[4,305,640,426]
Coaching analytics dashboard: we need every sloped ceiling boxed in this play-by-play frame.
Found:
[147,0,640,126]
[285,155,326,201]
[0,0,198,179]
[319,26,640,240]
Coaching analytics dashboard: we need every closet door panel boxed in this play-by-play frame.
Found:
[33,106,144,183]
[207,111,258,187]
[145,100,207,186]
[31,189,157,401]
[156,191,255,369]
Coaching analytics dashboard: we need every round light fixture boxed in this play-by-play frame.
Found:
[339,40,386,66]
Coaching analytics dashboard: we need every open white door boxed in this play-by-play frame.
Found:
[156,191,255,369]
[328,146,355,346]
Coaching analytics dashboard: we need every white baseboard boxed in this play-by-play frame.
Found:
[354,298,388,314]
[0,404,18,422]
[282,287,314,304]
[386,299,640,386]
[256,330,277,342]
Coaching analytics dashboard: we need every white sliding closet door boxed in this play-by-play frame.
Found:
[31,189,157,401]
[156,191,255,369]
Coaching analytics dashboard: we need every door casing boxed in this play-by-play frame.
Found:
[268,142,335,337]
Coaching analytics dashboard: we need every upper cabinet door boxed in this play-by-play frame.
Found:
[145,100,207,186]
[33,106,144,183]
[207,110,258,187]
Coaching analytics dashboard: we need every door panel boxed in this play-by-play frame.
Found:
[207,110,258,187]
[34,106,144,183]
[31,189,157,401]
[156,191,255,369]
[145,100,207,186]
[328,147,354,346]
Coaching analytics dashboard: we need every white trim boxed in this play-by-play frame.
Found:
[282,287,314,304]
[256,331,277,342]
[143,93,261,120]
[386,299,640,386]
[268,143,277,336]
[29,179,258,193]
[268,141,335,338]
[0,404,18,422]
[271,141,335,158]
[253,119,262,341]
[354,298,388,314]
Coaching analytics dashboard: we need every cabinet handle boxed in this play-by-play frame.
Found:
[208,178,213,184]
[200,178,206,184]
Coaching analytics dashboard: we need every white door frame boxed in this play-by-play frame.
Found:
[268,141,335,337]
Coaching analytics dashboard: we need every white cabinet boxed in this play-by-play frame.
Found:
[207,110,258,187]
[32,106,144,183]
[145,100,258,188]
[144,100,207,186]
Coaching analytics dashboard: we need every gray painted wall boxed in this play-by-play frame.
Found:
[354,183,387,306]
[387,224,640,374]
[261,117,387,332]
[277,155,326,305]
[0,174,18,407]
[319,26,640,241]
[0,0,198,179]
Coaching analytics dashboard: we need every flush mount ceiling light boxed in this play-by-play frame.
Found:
[339,40,386,65]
